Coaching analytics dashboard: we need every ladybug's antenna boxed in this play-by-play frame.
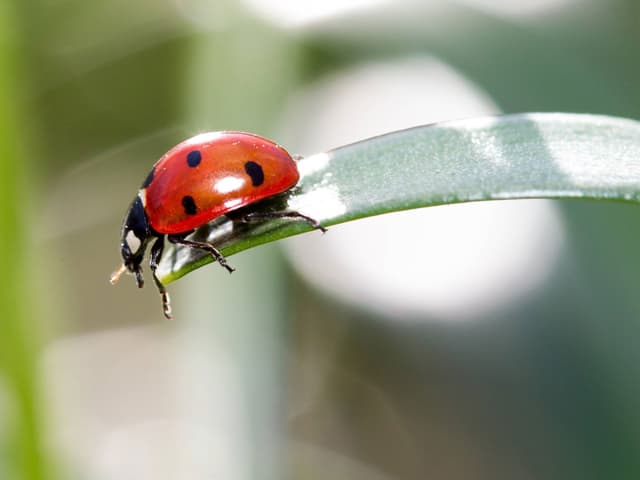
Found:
[110,264,127,285]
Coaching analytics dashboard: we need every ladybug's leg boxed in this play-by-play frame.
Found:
[149,235,172,320]
[168,234,235,274]
[241,211,327,233]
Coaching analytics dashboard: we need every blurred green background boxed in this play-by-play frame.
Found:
[2,0,640,479]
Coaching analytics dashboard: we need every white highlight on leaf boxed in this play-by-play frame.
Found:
[287,185,346,223]
[296,152,330,178]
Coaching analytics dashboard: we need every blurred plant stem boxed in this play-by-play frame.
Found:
[0,2,50,479]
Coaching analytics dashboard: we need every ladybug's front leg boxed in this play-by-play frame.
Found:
[149,235,172,320]
[168,234,235,274]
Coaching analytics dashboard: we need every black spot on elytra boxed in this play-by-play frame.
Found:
[187,150,202,167]
[244,161,264,187]
[141,166,155,188]
[182,195,197,215]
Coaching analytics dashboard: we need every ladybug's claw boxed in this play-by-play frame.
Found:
[149,236,173,319]
[134,268,144,288]
[217,256,235,274]
[161,291,172,320]
[311,221,328,234]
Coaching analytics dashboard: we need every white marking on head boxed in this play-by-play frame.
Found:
[138,189,147,207]
[126,230,142,254]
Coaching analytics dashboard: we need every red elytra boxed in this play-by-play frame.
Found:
[111,131,325,320]
[144,131,300,234]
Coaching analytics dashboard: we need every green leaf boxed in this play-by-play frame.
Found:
[157,112,640,284]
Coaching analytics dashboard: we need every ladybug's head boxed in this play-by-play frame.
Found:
[111,195,151,288]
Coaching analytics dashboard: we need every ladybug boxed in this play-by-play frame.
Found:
[110,131,325,319]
